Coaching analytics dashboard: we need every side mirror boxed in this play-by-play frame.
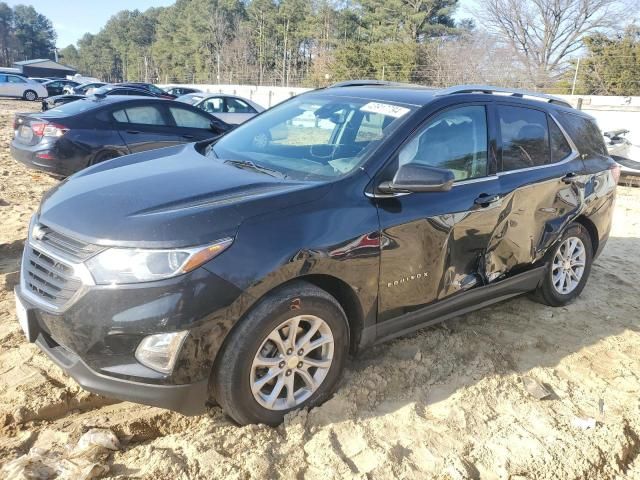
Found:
[378,164,455,193]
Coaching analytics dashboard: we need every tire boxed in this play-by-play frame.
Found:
[532,222,593,307]
[212,281,349,425]
[23,90,37,101]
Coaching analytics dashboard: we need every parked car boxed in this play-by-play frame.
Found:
[29,77,51,84]
[63,81,107,95]
[176,93,264,124]
[11,96,231,176]
[0,74,48,100]
[604,129,640,182]
[41,85,162,111]
[118,82,176,99]
[13,82,618,425]
[42,79,82,97]
[164,86,202,97]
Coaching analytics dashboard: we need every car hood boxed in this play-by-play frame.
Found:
[37,143,330,248]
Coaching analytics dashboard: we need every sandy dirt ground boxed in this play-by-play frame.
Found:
[0,97,639,479]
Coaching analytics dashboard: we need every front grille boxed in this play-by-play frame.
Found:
[23,245,82,308]
[37,225,102,262]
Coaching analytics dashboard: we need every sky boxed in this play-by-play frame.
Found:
[7,0,478,49]
[6,0,175,48]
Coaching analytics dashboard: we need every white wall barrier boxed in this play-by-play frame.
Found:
[159,84,311,108]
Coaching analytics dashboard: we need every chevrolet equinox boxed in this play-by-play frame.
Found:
[15,82,618,425]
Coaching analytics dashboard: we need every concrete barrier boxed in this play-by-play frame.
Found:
[159,84,311,109]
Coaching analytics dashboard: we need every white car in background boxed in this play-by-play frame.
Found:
[604,129,640,184]
[0,74,48,101]
[175,93,264,124]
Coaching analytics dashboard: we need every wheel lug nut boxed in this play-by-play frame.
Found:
[286,370,292,376]
[297,362,303,368]
[298,349,304,355]
[286,348,293,355]
[279,361,285,368]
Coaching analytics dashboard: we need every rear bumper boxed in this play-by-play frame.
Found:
[35,332,209,415]
[10,139,67,176]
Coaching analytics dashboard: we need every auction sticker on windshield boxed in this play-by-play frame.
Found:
[360,102,410,118]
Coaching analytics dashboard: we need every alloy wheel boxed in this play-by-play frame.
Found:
[551,237,586,294]
[250,315,334,411]
[25,91,36,101]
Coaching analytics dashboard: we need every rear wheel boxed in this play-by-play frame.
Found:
[23,90,37,101]
[533,223,593,306]
[212,282,349,425]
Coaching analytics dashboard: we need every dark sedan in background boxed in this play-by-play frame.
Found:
[165,86,202,97]
[42,85,164,111]
[120,82,176,99]
[63,81,107,95]
[42,79,81,97]
[12,96,231,177]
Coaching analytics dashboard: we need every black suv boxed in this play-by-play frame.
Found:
[15,83,618,425]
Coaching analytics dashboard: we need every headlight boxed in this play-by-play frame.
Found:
[86,238,232,284]
[135,331,189,374]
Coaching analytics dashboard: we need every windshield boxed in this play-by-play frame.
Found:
[209,94,414,181]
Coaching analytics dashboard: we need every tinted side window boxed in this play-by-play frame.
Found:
[499,105,550,171]
[398,105,488,181]
[169,107,211,129]
[9,75,26,83]
[112,106,167,125]
[225,98,255,113]
[201,97,223,113]
[0,74,7,82]
[558,112,607,157]
[549,117,572,162]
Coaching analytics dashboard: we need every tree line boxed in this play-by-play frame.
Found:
[0,3,56,66]
[1,0,638,95]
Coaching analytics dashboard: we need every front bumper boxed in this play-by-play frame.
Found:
[35,330,208,415]
[15,255,243,414]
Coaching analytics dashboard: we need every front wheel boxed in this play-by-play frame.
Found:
[23,90,37,101]
[212,282,349,425]
[533,222,593,306]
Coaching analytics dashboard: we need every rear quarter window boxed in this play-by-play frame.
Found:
[558,112,607,157]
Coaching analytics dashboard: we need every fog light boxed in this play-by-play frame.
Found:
[135,331,189,374]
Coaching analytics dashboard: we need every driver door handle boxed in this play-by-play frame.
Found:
[562,172,579,184]
[474,193,500,207]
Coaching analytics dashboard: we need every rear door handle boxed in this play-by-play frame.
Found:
[182,134,195,140]
[474,193,501,207]
[126,130,141,134]
[562,172,579,184]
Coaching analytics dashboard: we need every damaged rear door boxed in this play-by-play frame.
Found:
[485,104,586,280]
[375,102,505,322]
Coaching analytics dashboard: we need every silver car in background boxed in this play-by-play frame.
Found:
[176,93,264,124]
[0,74,48,101]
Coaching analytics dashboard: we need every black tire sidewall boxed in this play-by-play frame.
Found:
[541,224,593,306]
[213,284,349,425]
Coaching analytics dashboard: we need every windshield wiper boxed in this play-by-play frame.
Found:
[223,159,287,179]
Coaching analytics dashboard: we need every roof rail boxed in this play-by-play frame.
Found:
[329,80,395,88]
[435,85,572,108]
